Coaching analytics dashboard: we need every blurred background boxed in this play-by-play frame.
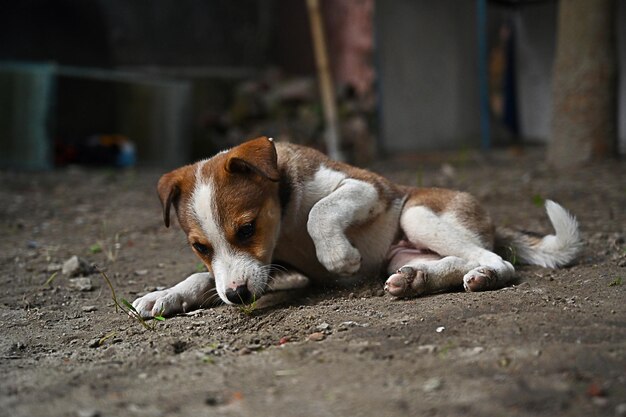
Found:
[0,0,624,170]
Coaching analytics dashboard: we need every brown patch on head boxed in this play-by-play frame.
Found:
[212,139,281,263]
[224,136,279,182]
[188,137,282,265]
[156,137,283,279]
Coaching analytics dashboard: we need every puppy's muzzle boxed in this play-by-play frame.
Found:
[225,285,254,304]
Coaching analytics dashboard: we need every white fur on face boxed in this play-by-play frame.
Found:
[190,165,268,304]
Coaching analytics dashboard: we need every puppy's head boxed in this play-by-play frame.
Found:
[157,137,281,305]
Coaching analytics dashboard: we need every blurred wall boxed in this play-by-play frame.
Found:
[513,1,556,144]
[375,0,480,152]
[375,0,625,154]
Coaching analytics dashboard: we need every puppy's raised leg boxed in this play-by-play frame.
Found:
[308,178,383,276]
[132,272,216,318]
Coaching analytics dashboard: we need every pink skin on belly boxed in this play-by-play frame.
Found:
[384,240,442,297]
[386,240,441,273]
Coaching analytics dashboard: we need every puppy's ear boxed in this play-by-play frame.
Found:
[157,166,192,227]
[225,136,279,182]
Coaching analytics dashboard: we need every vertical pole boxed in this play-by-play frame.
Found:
[306,0,343,160]
[477,0,491,150]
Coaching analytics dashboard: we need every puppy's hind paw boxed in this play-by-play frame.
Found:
[463,267,497,292]
[384,266,427,297]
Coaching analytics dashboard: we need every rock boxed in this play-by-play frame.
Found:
[246,343,263,351]
[81,305,97,312]
[307,332,325,342]
[69,278,93,292]
[134,269,149,276]
[26,240,40,249]
[88,338,102,348]
[615,403,626,416]
[205,391,226,406]
[76,409,100,417]
[423,377,442,393]
[436,326,445,333]
[416,345,438,354]
[62,256,92,277]
[316,322,330,331]
[46,263,62,273]
[338,321,369,331]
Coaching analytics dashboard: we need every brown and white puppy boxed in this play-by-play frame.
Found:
[133,137,581,317]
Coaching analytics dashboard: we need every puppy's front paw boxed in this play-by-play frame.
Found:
[317,243,362,276]
[132,289,185,318]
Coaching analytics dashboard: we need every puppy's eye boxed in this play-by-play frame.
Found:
[192,242,211,256]
[236,222,255,242]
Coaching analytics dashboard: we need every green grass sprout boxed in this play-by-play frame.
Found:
[95,265,164,330]
[43,271,59,287]
[89,243,103,254]
[532,194,545,208]
[238,294,258,316]
[97,331,117,347]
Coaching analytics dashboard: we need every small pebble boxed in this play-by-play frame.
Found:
[62,255,92,277]
[88,338,102,348]
[417,345,437,354]
[81,305,97,312]
[246,343,262,351]
[46,263,63,273]
[436,326,445,333]
[76,409,100,417]
[316,322,330,331]
[308,332,325,342]
[134,269,149,276]
[423,377,442,393]
[69,278,93,292]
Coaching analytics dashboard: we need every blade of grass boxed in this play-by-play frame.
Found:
[95,265,162,331]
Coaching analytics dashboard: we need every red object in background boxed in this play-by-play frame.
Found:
[55,134,135,167]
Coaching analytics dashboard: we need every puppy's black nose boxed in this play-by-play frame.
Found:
[225,285,253,304]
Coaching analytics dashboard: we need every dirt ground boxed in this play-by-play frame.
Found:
[1,147,625,417]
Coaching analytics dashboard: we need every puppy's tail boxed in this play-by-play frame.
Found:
[495,200,581,268]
